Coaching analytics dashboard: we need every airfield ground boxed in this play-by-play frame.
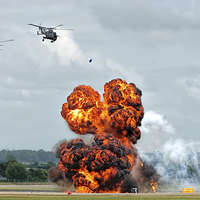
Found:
[0,184,200,199]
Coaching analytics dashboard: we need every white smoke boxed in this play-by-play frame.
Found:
[137,110,200,188]
[44,31,87,66]
[137,110,175,152]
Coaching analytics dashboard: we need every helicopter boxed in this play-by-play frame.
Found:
[28,23,73,43]
[0,39,14,50]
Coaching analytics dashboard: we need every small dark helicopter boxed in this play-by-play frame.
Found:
[0,39,14,50]
[28,23,73,43]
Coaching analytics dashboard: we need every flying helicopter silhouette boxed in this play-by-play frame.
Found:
[28,23,73,43]
[0,39,14,50]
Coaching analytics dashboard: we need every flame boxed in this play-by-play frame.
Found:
[76,186,121,193]
[61,78,144,144]
[149,179,158,193]
[49,78,159,193]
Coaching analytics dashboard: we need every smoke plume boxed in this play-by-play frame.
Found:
[138,111,200,190]
[49,78,159,193]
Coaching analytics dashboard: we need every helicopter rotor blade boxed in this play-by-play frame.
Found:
[28,23,42,28]
[0,39,14,43]
[55,28,74,31]
[52,24,64,29]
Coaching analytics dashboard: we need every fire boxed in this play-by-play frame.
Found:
[149,179,158,193]
[49,78,159,193]
[61,79,144,143]
[55,132,132,192]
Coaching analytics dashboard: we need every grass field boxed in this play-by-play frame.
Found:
[0,184,199,200]
[0,194,200,200]
[0,187,54,191]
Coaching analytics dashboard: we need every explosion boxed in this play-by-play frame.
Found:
[49,78,159,193]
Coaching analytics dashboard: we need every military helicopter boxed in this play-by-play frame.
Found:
[0,39,14,50]
[28,23,73,43]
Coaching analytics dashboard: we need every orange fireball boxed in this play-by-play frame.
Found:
[55,132,131,192]
[61,78,144,144]
[49,78,159,193]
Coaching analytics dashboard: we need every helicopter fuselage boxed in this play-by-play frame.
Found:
[37,27,57,42]
[28,23,73,43]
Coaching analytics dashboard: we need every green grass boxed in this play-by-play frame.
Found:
[0,195,200,200]
[0,187,54,191]
[0,182,50,185]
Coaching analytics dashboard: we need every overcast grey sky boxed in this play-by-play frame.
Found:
[0,0,200,152]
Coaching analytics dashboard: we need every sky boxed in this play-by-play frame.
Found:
[0,0,200,152]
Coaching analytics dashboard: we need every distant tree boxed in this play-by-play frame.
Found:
[43,162,56,170]
[37,162,56,170]
[5,161,27,181]
[4,154,17,162]
[32,162,39,168]
[0,149,8,161]
[0,161,16,178]
[0,162,7,178]
[27,168,48,182]
[0,149,59,163]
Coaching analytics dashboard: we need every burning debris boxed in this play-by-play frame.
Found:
[49,78,159,193]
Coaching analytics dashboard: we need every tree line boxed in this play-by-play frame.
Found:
[0,155,57,182]
[0,149,59,163]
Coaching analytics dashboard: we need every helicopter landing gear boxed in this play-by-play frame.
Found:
[42,38,44,42]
